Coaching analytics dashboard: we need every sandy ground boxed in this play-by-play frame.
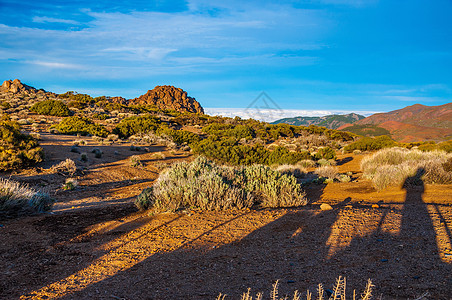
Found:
[1,135,451,300]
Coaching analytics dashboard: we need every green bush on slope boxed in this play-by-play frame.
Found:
[30,100,70,117]
[0,116,43,171]
[52,116,109,137]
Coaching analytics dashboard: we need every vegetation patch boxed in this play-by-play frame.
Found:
[0,116,43,171]
[135,156,307,212]
[113,115,162,138]
[0,178,54,216]
[361,147,452,190]
[192,137,311,166]
[52,116,109,137]
[340,124,391,137]
[344,135,397,152]
[30,100,70,117]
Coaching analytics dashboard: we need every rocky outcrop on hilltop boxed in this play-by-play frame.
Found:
[130,85,204,114]
[0,79,58,114]
[1,79,205,116]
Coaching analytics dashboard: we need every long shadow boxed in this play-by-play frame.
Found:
[0,201,146,299]
[327,168,452,299]
[13,171,452,299]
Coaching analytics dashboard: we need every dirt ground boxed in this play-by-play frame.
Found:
[1,134,451,300]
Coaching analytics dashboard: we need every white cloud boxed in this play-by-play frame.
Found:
[28,60,83,69]
[32,16,80,25]
[204,107,377,122]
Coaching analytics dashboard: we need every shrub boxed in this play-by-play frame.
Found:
[274,164,306,179]
[338,174,351,182]
[192,138,310,166]
[52,116,109,137]
[129,155,143,167]
[0,178,54,216]
[30,100,70,117]
[150,152,166,160]
[361,147,452,190]
[51,159,77,176]
[80,152,88,162]
[0,116,44,171]
[62,178,78,190]
[135,156,307,212]
[113,115,162,138]
[344,135,397,152]
[158,128,201,146]
[314,166,338,180]
[296,159,316,168]
[314,146,337,160]
[91,148,102,158]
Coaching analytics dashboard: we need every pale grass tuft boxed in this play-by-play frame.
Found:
[150,151,166,160]
[361,147,452,190]
[218,277,374,300]
[0,178,54,215]
[51,158,77,176]
[314,166,338,180]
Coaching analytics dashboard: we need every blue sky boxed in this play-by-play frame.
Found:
[1,0,451,120]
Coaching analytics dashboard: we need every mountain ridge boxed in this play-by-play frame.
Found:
[272,113,365,129]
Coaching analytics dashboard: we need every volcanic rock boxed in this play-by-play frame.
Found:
[130,85,204,114]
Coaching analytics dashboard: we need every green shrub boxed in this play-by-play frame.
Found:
[344,135,397,152]
[361,147,452,190]
[135,156,307,211]
[30,100,70,117]
[159,128,201,145]
[192,138,310,166]
[0,178,54,216]
[113,115,162,138]
[314,146,337,160]
[0,116,44,171]
[52,116,109,137]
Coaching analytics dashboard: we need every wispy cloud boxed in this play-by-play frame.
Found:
[27,60,83,69]
[32,16,80,25]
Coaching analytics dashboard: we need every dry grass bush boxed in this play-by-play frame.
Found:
[135,156,307,212]
[218,277,374,300]
[51,158,77,176]
[296,159,316,168]
[275,164,306,179]
[0,178,54,216]
[317,159,336,166]
[129,155,143,168]
[150,151,166,160]
[62,178,78,190]
[314,166,339,180]
[361,147,452,190]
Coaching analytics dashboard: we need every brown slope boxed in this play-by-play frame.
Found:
[129,85,204,114]
[355,103,452,129]
[378,120,452,143]
[352,102,452,142]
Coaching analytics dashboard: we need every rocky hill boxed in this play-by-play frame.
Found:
[340,103,452,142]
[272,113,364,129]
[129,85,204,114]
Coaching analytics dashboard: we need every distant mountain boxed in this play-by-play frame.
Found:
[339,103,452,142]
[272,113,365,129]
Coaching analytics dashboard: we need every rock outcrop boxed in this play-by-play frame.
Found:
[1,79,37,94]
[130,85,204,114]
